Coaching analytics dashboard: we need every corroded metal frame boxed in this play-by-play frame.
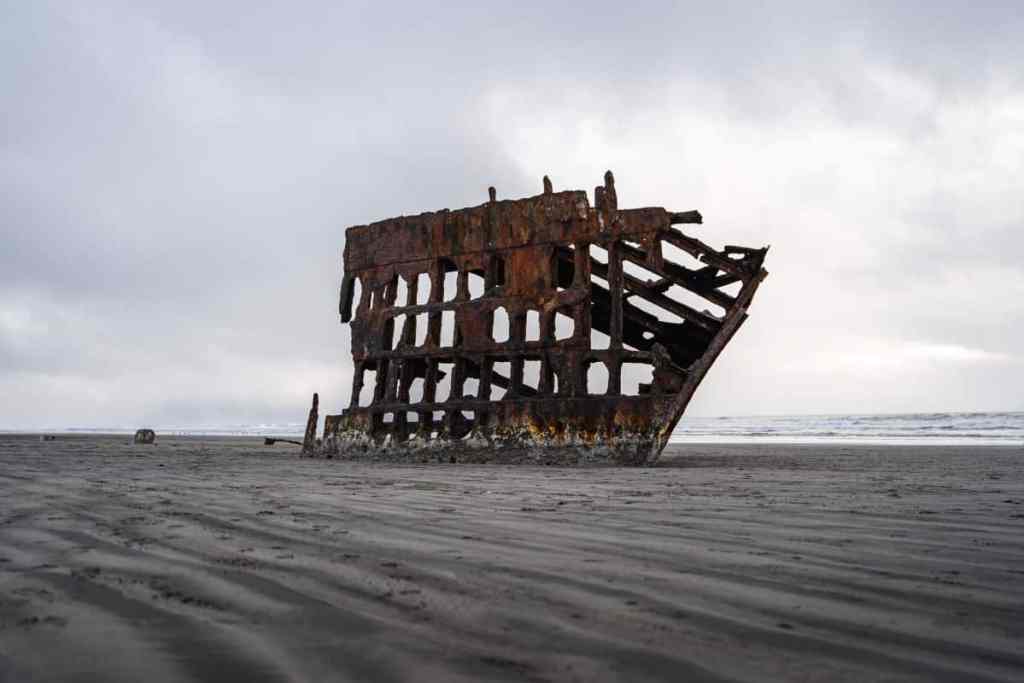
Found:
[322,172,767,464]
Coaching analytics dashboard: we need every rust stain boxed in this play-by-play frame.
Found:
[321,171,768,465]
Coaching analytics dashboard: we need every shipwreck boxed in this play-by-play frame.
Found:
[317,172,767,465]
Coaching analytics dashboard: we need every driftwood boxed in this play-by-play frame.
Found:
[264,438,303,446]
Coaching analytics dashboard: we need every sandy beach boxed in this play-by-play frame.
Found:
[1,435,1022,682]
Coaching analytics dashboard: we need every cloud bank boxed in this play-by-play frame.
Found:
[2,1,1022,429]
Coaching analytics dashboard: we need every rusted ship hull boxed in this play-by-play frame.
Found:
[322,172,767,465]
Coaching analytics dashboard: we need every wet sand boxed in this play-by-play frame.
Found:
[1,435,1022,682]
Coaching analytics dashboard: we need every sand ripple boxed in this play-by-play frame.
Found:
[1,436,1023,682]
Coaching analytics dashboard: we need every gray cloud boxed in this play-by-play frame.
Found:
[2,1,1022,429]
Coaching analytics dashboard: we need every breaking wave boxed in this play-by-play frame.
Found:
[671,412,1024,445]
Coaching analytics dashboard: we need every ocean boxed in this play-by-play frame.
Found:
[34,411,1024,446]
[671,412,1024,445]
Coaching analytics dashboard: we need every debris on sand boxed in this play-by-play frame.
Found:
[133,429,156,445]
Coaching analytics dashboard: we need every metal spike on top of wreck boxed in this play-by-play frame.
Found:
[321,171,768,465]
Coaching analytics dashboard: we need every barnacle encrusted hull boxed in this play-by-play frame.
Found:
[323,172,767,465]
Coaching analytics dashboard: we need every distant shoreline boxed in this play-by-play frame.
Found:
[3,411,1022,446]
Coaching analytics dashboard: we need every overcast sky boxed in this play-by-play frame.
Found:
[2,1,1022,430]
